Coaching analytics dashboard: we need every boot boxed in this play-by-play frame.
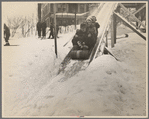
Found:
[4,42,10,46]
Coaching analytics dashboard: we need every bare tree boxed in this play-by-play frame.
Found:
[7,15,36,38]
[7,16,25,37]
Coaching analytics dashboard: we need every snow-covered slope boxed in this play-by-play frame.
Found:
[2,23,146,117]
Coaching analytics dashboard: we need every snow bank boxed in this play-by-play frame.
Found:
[2,23,146,117]
[8,55,141,117]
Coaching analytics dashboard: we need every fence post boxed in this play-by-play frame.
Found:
[54,3,58,58]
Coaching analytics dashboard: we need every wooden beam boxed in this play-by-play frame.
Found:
[122,3,137,8]
[106,30,108,47]
[114,14,117,44]
[133,4,146,15]
[54,3,58,58]
[114,12,146,40]
[89,3,118,63]
[129,20,142,31]
[119,3,146,28]
[108,34,128,40]
[105,47,119,61]
[111,14,116,47]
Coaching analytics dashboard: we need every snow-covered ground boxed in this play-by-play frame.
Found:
[2,23,147,117]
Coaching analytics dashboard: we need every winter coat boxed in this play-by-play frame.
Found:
[50,24,54,32]
[72,29,88,45]
[4,25,10,37]
[95,22,100,36]
[72,29,96,50]
[37,22,42,31]
[95,22,100,31]
[41,22,47,30]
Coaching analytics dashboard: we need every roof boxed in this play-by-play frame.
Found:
[51,12,89,18]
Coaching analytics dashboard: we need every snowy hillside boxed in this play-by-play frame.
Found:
[2,24,147,117]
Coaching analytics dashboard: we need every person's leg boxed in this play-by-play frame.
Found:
[72,37,78,46]
[72,45,80,50]
[4,35,10,46]
[43,29,46,39]
[82,47,89,50]
[38,30,41,38]
[48,31,52,39]
[39,30,41,38]
[42,29,44,38]
[51,31,54,38]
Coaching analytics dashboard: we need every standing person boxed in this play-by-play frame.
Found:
[48,23,54,39]
[41,20,47,39]
[59,26,62,33]
[36,20,42,38]
[4,24,10,46]
[63,20,67,33]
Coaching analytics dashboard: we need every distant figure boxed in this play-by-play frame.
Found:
[48,23,54,39]
[4,24,10,46]
[59,26,62,33]
[41,20,47,39]
[36,20,42,38]
[63,20,67,33]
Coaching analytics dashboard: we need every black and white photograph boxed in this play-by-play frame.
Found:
[2,1,148,117]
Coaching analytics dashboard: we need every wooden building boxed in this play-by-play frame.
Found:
[38,3,90,27]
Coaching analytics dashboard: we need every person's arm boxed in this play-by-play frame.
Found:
[96,22,100,28]
[74,29,80,37]
[72,31,79,45]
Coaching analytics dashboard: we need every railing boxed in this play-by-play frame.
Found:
[88,3,118,63]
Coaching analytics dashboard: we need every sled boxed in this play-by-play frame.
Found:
[70,46,94,60]
[70,50,89,59]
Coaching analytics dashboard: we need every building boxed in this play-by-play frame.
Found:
[38,3,90,27]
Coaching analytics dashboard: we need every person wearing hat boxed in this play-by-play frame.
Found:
[92,16,100,37]
[41,20,47,39]
[86,17,96,34]
[4,24,10,46]
[48,22,54,39]
[72,22,89,50]
[72,22,96,50]
[85,17,97,46]
[36,20,42,38]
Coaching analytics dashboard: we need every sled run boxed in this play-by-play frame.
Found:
[56,3,118,78]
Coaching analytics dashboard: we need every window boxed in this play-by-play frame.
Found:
[80,4,84,13]
[62,3,67,12]
[57,4,63,12]
[69,4,78,13]
[50,4,53,12]
[41,4,50,18]
[56,3,67,12]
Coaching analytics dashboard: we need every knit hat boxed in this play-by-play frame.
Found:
[86,17,92,23]
[92,16,97,22]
